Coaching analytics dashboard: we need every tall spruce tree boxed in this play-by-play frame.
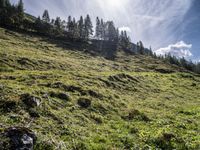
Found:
[119,30,131,49]
[14,0,24,27]
[105,21,116,41]
[72,17,79,39]
[67,16,74,38]
[42,10,50,23]
[138,41,145,55]
[78,16,84,39]
[95,17,101,39]
[35,16,43,33]
[17,0,24,14]
[100,19,105,40]
[54,17,63,35]
[84,14,93,39]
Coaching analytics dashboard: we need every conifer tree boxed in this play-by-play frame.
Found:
[138,41,144,55]
[149,46,153,56]
[95,17,101,39]
[84,14,93,39]
[100,19,105,40]
[78,16,84,39]
[35,16,43,32]
[42,9,50,23]
[119,30,131,50]
[16,0,24,23]
[55,17,62,30]
[116,28,119,42]
[105,21,118,41]
[67,16,74,38]
[72,17,79,39]
[17,0,24,14]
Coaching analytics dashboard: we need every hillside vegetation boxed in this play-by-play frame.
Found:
[0,28,200,149]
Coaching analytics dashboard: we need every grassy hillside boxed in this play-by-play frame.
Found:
[0,27,200,150]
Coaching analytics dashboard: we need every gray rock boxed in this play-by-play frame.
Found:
[4,127,37,150]
[21,94,41,107]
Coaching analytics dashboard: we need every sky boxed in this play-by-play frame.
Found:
[11,0,200,61]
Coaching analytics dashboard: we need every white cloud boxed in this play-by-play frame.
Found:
[119,26,131,33]
[193,58,200,63]
[155,41,192,58]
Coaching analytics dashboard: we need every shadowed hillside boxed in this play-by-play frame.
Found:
[0,27,200,149]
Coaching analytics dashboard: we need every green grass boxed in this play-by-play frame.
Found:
[0,27,200,149]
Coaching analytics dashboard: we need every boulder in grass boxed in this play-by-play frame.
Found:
[3,127,37,150]
[21,93,41,108]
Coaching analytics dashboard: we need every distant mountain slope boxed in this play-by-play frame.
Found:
[0,28,200,149]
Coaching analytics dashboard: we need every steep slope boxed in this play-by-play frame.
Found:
[0,28,200,149]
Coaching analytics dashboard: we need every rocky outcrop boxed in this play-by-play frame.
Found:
[2,127,37,150]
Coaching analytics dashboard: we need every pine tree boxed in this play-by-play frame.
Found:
[116,28,119,42]
[180,57,187,68]
[0,0,4,8]
[67,16,74,38]
[78,16,84,39]
[95,17,101,39]
[51,19,55,26]
[100,19,105,40]
[84,14,93,39]
[149,46,153,56]
[119,30,131,50]
[42,10,50,23]
[72,17,79,39]
[55,17,62,30]
[138,41,144,55]
[35,16,43,32]
[0,0,11,10]
[17,0,24,14]
[67,16,72,30]
[17,0,24,19]
[105,21,118,41]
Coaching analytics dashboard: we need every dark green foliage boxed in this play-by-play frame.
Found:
[54,17,63,35]
[119,30,131,50]
[137,41,145,55]
[0,0,24,27]
[17,0,23,15]
[156,53,200,74]
[106,21,118,41]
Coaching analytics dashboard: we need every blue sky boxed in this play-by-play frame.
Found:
[11,0,200,61]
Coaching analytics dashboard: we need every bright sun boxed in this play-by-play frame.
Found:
[97,0,129,11]
[106,0,122,8]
